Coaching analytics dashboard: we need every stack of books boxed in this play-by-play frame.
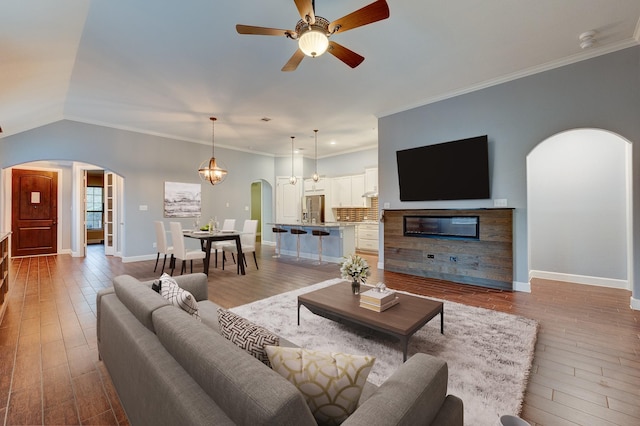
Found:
[359,288,399,312]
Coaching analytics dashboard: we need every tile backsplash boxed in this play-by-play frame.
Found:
[335,198,379,222]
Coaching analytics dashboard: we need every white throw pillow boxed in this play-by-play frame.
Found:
[265,346,375,425]
[159,273,200,320]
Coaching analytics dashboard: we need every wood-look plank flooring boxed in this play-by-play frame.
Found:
[0,244,638,425]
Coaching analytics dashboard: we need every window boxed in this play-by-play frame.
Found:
[86,187,103,229]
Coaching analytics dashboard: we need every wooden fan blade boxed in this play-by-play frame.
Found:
[328,0,389,34]
[327,41,365,68]
[282,49,305,72]
[236,24,293,37]
[294,0,316,24]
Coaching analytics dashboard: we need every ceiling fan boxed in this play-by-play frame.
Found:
[236,0,390,71]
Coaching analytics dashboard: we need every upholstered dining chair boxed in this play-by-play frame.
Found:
[153,221,174,274]
[169,222,206,275]
[211,218,236,268]
[222,219,258,271]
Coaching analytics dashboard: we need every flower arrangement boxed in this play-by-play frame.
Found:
[340,254,370,284]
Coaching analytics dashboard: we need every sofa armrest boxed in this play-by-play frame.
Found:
[96,287,116,349]
[430,395,463,426]
[344,353,458,426]
[169,273,209,301]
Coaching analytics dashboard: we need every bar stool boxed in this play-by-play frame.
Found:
[312,229,330,265]
[272,227,288,258]
[289,228,307,261]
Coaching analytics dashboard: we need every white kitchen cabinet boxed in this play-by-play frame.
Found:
[364,168,378,194]
[304,178,327,194]
[331,174,369,207]
[356,223,379,252]
[331,176,352,207]
[350,174,368,207]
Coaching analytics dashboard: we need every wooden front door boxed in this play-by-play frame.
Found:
[11,169,58,257]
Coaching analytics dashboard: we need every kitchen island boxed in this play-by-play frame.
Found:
[270,223,355,263]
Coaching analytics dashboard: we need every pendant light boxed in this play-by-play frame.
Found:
[198,117,228,185]
[312,129,320,182]
[289,136,297,185]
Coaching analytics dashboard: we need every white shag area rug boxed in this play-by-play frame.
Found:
[231,279,538,426]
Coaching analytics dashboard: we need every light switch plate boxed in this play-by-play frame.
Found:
[493,199,508,207]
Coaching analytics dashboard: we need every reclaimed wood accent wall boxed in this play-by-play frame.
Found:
[383,208,514,290]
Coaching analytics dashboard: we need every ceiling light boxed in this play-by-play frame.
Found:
[198,117,228,185]
[298,29,329,57]
[312,129,320,182]
[289,136,297,185]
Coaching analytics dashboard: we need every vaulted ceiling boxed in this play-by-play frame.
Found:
[2,0,639,157]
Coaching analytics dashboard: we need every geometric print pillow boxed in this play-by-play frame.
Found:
[265,346,375,425]
[217,308,279,367]
[159,273,200,321]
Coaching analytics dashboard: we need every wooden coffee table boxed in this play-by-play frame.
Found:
[297,282,444,361]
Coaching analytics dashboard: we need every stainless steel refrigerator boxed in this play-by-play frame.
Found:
[304,195,325,224]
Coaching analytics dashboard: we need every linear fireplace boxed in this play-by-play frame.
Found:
[403,215,480,240]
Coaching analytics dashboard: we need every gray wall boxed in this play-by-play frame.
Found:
[0,120,276,258]
[379,46,640,298]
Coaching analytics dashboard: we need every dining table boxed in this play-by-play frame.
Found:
[183,230,245,276]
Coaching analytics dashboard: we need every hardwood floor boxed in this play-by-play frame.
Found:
[0,244,638,425]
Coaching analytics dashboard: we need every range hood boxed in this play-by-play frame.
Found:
[362,191,378,198]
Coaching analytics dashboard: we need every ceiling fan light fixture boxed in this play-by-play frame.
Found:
[298,29,329,57]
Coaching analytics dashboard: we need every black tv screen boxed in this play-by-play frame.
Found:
[396,135,490,201]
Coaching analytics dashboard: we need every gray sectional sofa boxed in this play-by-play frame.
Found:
[96,273,463,425]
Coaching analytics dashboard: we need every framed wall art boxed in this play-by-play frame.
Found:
[164,181,201,218]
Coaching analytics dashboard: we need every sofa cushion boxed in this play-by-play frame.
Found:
[113,275,169,332]
[266,346,375,426]
[159,273,200,320]
[153,306,316,425]
[217,308,279,366]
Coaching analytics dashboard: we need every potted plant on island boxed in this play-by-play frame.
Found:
[340,254,370,295]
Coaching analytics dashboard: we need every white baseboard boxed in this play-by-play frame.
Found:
[529,270,628,290]
[631,296,640,311]
[122,254,157,263]
[513,281,531,293]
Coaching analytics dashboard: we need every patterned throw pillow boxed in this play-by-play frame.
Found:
[217,309,279,366]
[265,346,375,425]
[159,273,200,320]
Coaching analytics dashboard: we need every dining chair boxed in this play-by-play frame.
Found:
[154,221,174,274]
[211,219,236,268]
[222,219,258,271]
[169,222,206,275]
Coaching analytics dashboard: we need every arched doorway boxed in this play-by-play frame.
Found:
[527,128,632,289]
[250,179,274,245]
[1,160,124,259]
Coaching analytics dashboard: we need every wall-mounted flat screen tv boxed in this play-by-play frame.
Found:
[396,135,490,201]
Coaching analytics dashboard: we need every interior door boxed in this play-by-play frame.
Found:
[276,177,301,223]
[104,172,115,255]
[11,169,58,257]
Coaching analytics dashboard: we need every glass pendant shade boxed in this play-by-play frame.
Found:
[312,129,319,182]
[298,29,329,57]
[289,136,297,185]
[198,157,227,185]
[198,117,227,185]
